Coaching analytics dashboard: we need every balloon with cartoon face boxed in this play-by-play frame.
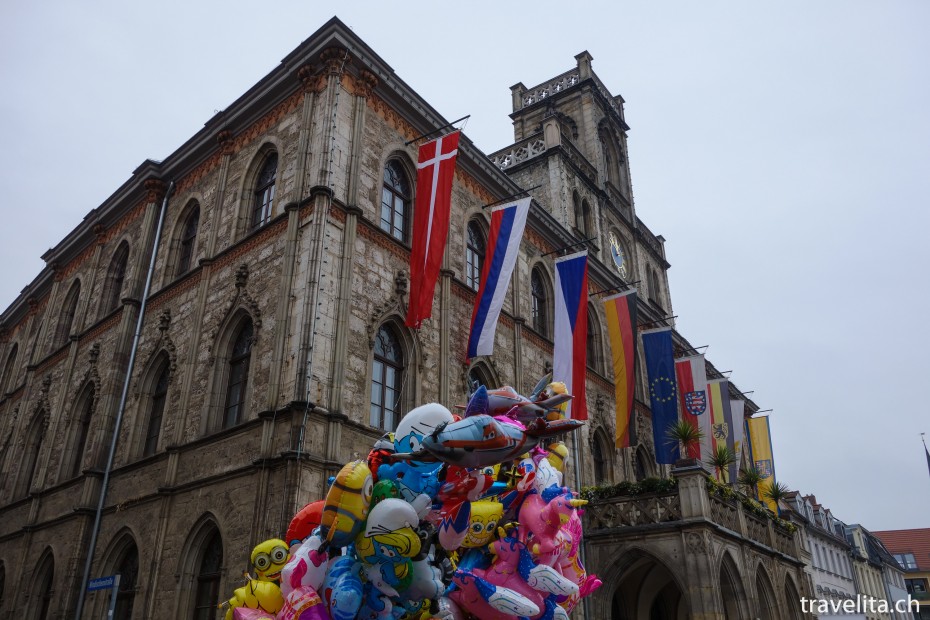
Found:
[251,538,290,582]
[379,403,454,501]
[462,499,503,549]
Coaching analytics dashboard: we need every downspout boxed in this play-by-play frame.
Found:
[74,181,174,618]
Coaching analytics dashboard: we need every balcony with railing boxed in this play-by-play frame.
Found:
[584,465,801,560]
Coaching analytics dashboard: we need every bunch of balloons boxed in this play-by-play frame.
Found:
[221,379,602,620]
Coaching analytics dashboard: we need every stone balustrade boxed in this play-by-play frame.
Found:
[584,464,801,560]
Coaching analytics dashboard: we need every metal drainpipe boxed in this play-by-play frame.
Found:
[74,181,174,619]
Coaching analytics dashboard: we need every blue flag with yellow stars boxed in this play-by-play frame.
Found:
[642,327,679,464]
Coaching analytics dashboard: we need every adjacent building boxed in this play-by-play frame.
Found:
[875,528,930,620]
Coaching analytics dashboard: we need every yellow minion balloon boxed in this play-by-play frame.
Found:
[251,538,289,582]
[545,441,570,473]
[223,574,283,620]
[320,460,373,548]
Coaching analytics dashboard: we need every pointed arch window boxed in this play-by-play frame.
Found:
[592,434,606,481]
[101,242,130,315]
[33,554,54,620]
[223,320,253,429]
[467,363,496,392]
[465,220,486,291]
[17,412,46,497]
[68,385,95,479]
[113,543,139,620]
[1,343,17,394]
[531,267,550,337]
[193,530,223,620]
[144,362,170,457]
[371,325,404,431]
[381,160,410,242]
[586,305,602,373]
[177,204,200,275]
[251,153,277,230]
[55,280,81,348]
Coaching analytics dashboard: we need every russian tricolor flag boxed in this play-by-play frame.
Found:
[553,250,588,420]
[467,197,531,359]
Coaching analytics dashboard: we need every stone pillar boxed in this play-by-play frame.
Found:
[329,69,376,415]
[439,269,453,405]
[671,464,712,520]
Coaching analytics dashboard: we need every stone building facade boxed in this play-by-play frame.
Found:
[0,17,810,619]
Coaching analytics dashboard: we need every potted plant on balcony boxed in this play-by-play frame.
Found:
[738,465,764,500]
[706,445,737,484]
[666,419,704,469]
[762,480,790,517]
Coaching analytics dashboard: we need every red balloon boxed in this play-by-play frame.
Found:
[286,500,324,544]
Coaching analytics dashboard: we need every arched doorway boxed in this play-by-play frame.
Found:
[783,575,803,620]
[611,550,689,620]
[719,552,750,619]
[755,566,778,620]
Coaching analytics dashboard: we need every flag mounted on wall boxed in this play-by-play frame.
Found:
[642,327,679,464]
[675,354,709,459]
[467,197,531,359]
[730,399,746,474]
[406,130,461,328]
[706,379,737,482]
[553,250,588,420]
[603,289,637,448]
[747,415,777,511]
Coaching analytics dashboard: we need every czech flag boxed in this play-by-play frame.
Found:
[553,250,588,420]
[467,197,531,359]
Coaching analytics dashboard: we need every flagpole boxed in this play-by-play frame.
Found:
[571,427,591,620]
[922,433,930,482]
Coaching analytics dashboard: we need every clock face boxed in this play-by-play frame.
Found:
[609,232,628,279]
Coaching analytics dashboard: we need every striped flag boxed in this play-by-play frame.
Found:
[603,290,637,448]
[730,399,745,474]
[406,131,460,328]
[675,355,710,459]
[467,197,531,359]
[553,251,588,420]
[706,379,737,482]
[747,415,777,511]
[642,327,679,464]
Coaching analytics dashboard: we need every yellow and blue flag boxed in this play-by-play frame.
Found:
[747,415,777,512]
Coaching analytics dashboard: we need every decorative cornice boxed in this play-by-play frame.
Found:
[144,178,168,204]
[298,63,326,94]
[320,46,351,75]
[217,129,235,156]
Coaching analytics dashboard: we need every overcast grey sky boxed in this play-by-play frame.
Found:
[2,1,928,530]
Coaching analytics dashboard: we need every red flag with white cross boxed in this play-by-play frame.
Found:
[405,130,461,328]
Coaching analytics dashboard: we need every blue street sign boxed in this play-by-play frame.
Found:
[88,575,116,591]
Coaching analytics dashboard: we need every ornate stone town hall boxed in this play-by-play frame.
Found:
[0,18,811,619]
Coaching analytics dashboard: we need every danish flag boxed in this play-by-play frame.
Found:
[406,131,460,328]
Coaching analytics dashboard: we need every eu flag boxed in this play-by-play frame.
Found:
[642,327,679,464]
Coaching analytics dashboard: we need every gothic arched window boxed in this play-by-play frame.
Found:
[1,343,17,394]
[144,360,170,457]
[18,412,46,497]
[55,280,81,348]
[113,542,139,620]
[251,153,278,230]
[223,319,254,429]
[586,305,602,373]
[381,160,411,242]
[67,384,95,479]
[101,241,130,316]
[32,553,54,620]
[371,324,404,431]
[177,203,200,276]
[465,219,486,291]
[531,267,550,337]
[192,529,223,620]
